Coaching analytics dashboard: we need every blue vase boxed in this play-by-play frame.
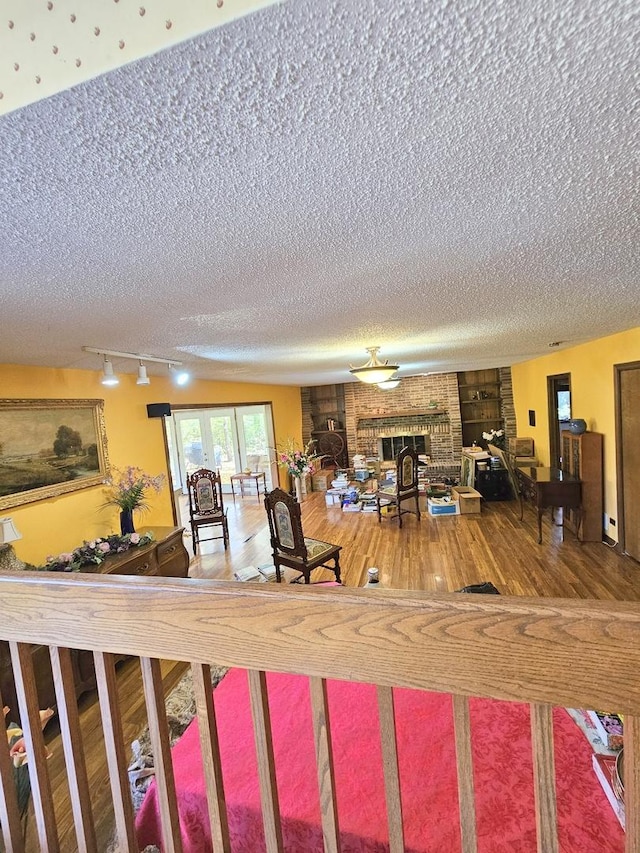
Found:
[119,509,135,535]
[568,419,587,435]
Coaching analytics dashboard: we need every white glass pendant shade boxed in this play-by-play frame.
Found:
[349,347,399,384]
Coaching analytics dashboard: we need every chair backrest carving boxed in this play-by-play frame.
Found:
[264,488,307,558]
[396,446,419,494]
[187,468,224,517]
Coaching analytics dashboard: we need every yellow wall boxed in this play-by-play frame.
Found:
[511,326,640,542]
[0,363,302,564]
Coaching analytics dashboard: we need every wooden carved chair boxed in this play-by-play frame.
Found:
[264,487,342,584]
[186,468,229,555]
[375,445,421,527]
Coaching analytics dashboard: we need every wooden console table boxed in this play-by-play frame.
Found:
[515,466,582,544]
[0,526,189,723]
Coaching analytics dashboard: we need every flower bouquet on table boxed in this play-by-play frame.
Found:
[103,465,165,534]
[277,439,319,479]
[482,429,505,451]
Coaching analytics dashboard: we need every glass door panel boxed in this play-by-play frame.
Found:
[205,410,237,489]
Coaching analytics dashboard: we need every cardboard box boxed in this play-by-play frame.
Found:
[509,455,539,467]
[312,473,329,492]
[427,497,460,516]
[451,485,482,514]
[508,437,534,456]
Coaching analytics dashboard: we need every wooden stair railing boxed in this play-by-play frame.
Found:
[0,571,639,853]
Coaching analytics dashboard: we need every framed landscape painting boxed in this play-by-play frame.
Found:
[0,398,110,509]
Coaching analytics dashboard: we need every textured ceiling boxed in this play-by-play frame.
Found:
[0,0,638,387]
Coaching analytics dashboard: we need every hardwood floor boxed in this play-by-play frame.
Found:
[188,490,640,600]
[27,491,640,850]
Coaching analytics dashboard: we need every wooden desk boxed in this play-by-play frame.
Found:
[515,466,582,544]
[230,471,267,501]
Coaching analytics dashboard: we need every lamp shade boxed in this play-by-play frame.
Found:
[378,378,400,390]
[349,347,399,384]
[0,517,22,545]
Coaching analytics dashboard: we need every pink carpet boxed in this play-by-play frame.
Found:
[135,668,624,852]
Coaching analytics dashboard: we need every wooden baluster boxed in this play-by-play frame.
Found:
[192,662,232,852]
[0,682,24,853]
[49,646,97,853]
[377,685,405,853]
[10,641,58,852]
[309,676,341,853]
[140,656,183,853]
[94,651,136,852]
[530,703,558,853]
[248,668,284,852]
[452,693,477,853]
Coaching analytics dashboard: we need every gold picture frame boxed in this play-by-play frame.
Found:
[0,398,110,509]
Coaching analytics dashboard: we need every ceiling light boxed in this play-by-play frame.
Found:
[377,377,400,390]
[136,362,150,386]
[169,364,190,386]
[349,347,399,384]
[101,357,119,386]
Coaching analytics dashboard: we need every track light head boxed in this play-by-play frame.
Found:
[168,363,190,386]
[136,362,150,386]
[101,357,119,386]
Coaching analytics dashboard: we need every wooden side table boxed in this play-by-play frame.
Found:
[230,471,267,502]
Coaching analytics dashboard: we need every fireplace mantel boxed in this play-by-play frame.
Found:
[357,408,447,424]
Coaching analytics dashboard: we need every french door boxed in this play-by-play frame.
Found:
[171,405,276,493]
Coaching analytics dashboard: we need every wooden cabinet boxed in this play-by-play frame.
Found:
[560,431,603,542]
[457,369,503,448]
[0,527,189,723]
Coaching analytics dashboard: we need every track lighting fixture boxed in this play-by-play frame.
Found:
[168,363,190,386]
[83,346,190,388]
[136,362,150,386]
[101,356,119,386]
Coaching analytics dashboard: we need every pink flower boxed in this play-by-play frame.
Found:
[98,542,110,553]
[130,533,140,544]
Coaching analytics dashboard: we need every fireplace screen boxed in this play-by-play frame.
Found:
[379,435,431,461]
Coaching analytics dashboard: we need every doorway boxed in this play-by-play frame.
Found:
[615,361,640,561]
[169,404,277,495]
[547,374,572,468]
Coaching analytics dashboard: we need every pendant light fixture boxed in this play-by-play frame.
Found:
[349,347,399,384]
[377,377,400,390]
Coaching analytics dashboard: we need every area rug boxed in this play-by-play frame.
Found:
[135,669,625,853]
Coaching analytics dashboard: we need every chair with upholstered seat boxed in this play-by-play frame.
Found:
[186,468,229,555]
[375,445,421,527]
[264,487,342,584]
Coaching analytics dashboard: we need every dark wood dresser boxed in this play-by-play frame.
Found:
[0,527,189,722]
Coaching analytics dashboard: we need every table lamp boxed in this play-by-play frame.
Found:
[0,516,24,572]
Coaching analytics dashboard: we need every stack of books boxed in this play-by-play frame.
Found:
[234,564,278,583]
[359,494,378,513]
[568,708,624,829]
